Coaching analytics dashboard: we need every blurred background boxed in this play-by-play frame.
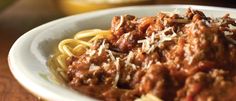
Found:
[0,0,236,100]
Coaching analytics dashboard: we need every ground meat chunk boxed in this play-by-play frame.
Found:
[176,69,236,101]
[185,8,206,20]
[138,64,175,101]
[111,15,138,40]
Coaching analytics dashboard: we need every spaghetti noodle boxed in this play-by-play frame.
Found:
[49,29,111,81]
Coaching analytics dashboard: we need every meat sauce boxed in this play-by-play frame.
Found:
[67,9,236,101]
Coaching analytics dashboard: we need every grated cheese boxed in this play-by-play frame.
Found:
[89,64,100,71]
[86,49,96,57]
[224,31,234,36]
[106,50,116,61]
[138,27,177,54]
[126,51,134,63]
[113,58,120,87]
[115,15,124,30]
[163,18,168,26]
[98,40,107,56]
[138,33,157,54]
[147,45,155,54]
[150,32,155,43]
[202,19,211,27]
[135,93,163,101]
[158,27,177,47]
[123,32,131,40]
[126,75,131,81]
[125,51,136,69]
[103,63,110,70]
[144,60,152,69]
[188,56,194,65]
[116,32,132,45]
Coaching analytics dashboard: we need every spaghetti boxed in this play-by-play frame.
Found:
[48,8,236,101]
[49,29,111,81]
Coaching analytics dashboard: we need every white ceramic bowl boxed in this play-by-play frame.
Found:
[8,5,236,101]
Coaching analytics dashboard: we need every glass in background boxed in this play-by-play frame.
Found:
[0,0,15,12]
[58,0,155,15]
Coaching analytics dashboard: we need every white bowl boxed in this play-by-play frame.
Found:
[8,5,236,101]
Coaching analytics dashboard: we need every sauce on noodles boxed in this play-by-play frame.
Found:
[49,8,236,101]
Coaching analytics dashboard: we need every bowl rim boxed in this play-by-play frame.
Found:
[8,4,236,101]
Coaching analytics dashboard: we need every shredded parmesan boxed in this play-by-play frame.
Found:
[224,31,234,36]
[188,56,194,65]
[103,63,110,70]
[144,60,152,69]
[116,32,132,44]
[86,49,96,57]
[202,19,211,27]
[150,32,155,43]
[115,15,124,30]
[125,51,136,69]
[147,45,155,54]
[135,93,163,101]
[98,40,106,56]
[113,58,120,87]
[138,33,157,54]
[106,50,116,61]
[126,51,134,63]
[163,18,168,26]
[126,75,131,81]
[123,32,131,40]
[138,27,177,54]
[158,27,177,47]
[89,64,100,71]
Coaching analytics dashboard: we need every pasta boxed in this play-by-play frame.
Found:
[48,29,111,81]
[48,8,236,101]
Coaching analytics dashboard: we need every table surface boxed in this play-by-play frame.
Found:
[1,0,236,100]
